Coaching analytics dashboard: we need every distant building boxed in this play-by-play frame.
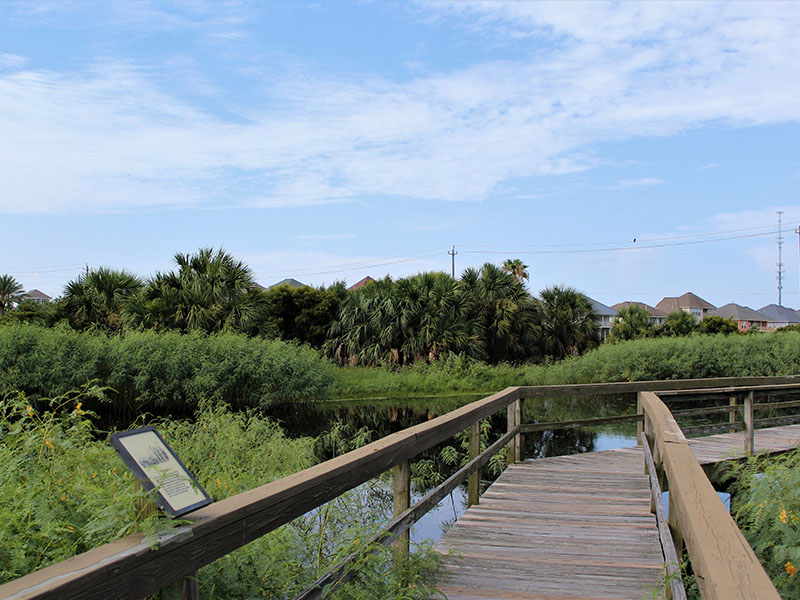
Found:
[656,292,716,320]
[757,304,800,330]
[585,297,617,342]
[347,276,374,291]
[20,289,51,304]
[709,303,772,332]
[611,301,668,325]
[268,278,307,289]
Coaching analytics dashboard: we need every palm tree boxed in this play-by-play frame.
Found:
[127,248,270,336]
[609,304,654,342]
[0,274,24,315]
[61,268,144,330]
[502,259,530,284]
[460,263,538,363]
[534,286,599,360]
[661,310,697,337]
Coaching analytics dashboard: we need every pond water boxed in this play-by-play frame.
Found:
[269,394,641,544]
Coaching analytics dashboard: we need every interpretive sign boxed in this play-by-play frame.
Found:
[110,426,212,517]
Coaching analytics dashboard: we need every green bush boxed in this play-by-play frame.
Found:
[0,387,441,598]
[0,324,335,419]
[722,449,800,597]
[524,332,800,385]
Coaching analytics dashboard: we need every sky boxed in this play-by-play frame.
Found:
[2,1,800,310]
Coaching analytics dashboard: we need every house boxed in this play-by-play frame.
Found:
[20,289,51,304]
[611,301,669,325]
[268,278,307,289]
[709,303,772,332]
[347,276,374,291]
[757,304,800,330]
[586,297,617,343]
[656,292,716,321]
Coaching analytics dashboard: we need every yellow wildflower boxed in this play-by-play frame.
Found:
[26,405,34,416]
[780,508,788,524]
[60,495,66,501]
[785,561,797,577]
[217,477,222,487]
[45,440,54,449]
[92,472,97,479]
[75,402,84,414]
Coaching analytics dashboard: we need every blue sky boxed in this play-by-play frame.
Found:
[2,1,800,310]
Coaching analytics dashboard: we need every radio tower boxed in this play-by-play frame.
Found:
[777,211,784,306]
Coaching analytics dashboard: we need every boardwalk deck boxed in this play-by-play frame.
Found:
[434,425,800,600]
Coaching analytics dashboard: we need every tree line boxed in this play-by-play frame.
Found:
[2,247,759,368]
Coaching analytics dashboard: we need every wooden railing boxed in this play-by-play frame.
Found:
[638,390,787,600]
[2,375,799,600]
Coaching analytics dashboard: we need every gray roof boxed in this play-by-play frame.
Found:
[586,297,617,317]
[757,304,800,324]
[269,278,307,289]
[22,289,51,301]
[710,303,772,322]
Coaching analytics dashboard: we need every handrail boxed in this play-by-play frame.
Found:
[639,391,780,599]
[2,376,799,599]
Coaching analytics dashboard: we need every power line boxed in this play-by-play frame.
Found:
[460,229,781,255]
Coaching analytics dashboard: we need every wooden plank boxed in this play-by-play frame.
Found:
[436,447,664,599]
[641,433,686,600]
[641,392,780,600]
[517,376,800,399]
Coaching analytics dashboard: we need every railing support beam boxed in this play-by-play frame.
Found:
[392,460,410,558]
[468,422,480,507]
[744,391,754,454]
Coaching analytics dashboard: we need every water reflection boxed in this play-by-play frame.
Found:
[269,394,641,544]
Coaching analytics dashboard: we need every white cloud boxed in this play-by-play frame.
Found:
[1,2,799,214]
[0,53,27,69]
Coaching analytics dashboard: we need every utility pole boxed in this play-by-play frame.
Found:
[777,211,784,306]
[796,227,800,296]
[448,246,458,279]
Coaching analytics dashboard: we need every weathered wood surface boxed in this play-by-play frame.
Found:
[0,387,521,600]
[435,447,664,599]
[639,392,780,600]
[688,423,800,465]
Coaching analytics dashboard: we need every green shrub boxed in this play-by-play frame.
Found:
[0,324,335,419]
[722,449,800,597]
[0,387,441,599]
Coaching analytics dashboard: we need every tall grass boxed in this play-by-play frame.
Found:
[0,324,335,420]
[332,333,800,398]
[0,386,442,599]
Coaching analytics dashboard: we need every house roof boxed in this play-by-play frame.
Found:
[611,301,669,317]
[586,297,617,317]
[710,303,772,322]
[269,278,307,289]
[656,292,716,313]
[347,276,374,291]
[756,304,800,324]
[22,289,51,301]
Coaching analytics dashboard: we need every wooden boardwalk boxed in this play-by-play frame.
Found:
[434,425,800,600]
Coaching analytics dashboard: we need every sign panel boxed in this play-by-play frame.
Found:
[110,426,212,517]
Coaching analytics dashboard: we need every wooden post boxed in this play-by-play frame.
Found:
[744,391,754,455]
[468,422,480,507]
[136,483,199,600]
[506,401,517,465]
[515,398,524,462]
[392,460,410,558]
[667,491,684,559]
[637,393,644,447]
